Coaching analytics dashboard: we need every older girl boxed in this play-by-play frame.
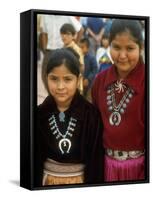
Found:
[92,19,145,181]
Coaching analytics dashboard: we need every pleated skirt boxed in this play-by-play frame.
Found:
[104,155,145,182]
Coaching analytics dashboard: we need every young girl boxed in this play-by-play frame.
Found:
[92,19,145,181]
[34,48,103,187]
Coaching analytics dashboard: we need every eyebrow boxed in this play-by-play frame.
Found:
[48,73,74,77]
[111,40,137,45]
[111,42,138,47]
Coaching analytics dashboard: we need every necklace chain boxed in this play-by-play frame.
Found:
[111,86,131,111]
[48,115,77,139]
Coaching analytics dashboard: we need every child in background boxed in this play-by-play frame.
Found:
[60,23,84,74]
[96,34,113,72]
[79,38,98,101]
[92,19,145,182]
[35,48,103,186]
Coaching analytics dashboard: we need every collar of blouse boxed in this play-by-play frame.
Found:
[37,90,85,121]
[103,62,145,94]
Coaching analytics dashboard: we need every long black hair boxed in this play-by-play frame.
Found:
[109,19,144,48]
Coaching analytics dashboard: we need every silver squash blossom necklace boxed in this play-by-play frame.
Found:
[107,80,134,126]
[48,115,77,154]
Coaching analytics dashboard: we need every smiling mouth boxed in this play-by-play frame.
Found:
[118,61,128,64]
[56,93,67,96]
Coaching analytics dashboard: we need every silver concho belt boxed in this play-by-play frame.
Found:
[106,149,144,161]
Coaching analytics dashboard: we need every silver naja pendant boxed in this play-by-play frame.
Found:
[109,112,121,126]
[58,138,71,154]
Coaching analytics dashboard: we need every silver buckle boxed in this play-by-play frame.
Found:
[114,150,128,160]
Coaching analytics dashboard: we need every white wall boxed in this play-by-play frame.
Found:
[0,0,152,199]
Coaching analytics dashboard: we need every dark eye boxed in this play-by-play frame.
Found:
[64,77,72,82]
[127,47,135,51]
[49,76,58,81]
[112,44,120,50]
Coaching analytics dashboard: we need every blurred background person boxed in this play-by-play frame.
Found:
[79,38,98,102]
[96,33,113,72]
[86,17,105,55]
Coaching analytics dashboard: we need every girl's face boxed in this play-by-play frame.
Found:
[61,33,74,46]
[47,64,79,109]
[110,32,141,77]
